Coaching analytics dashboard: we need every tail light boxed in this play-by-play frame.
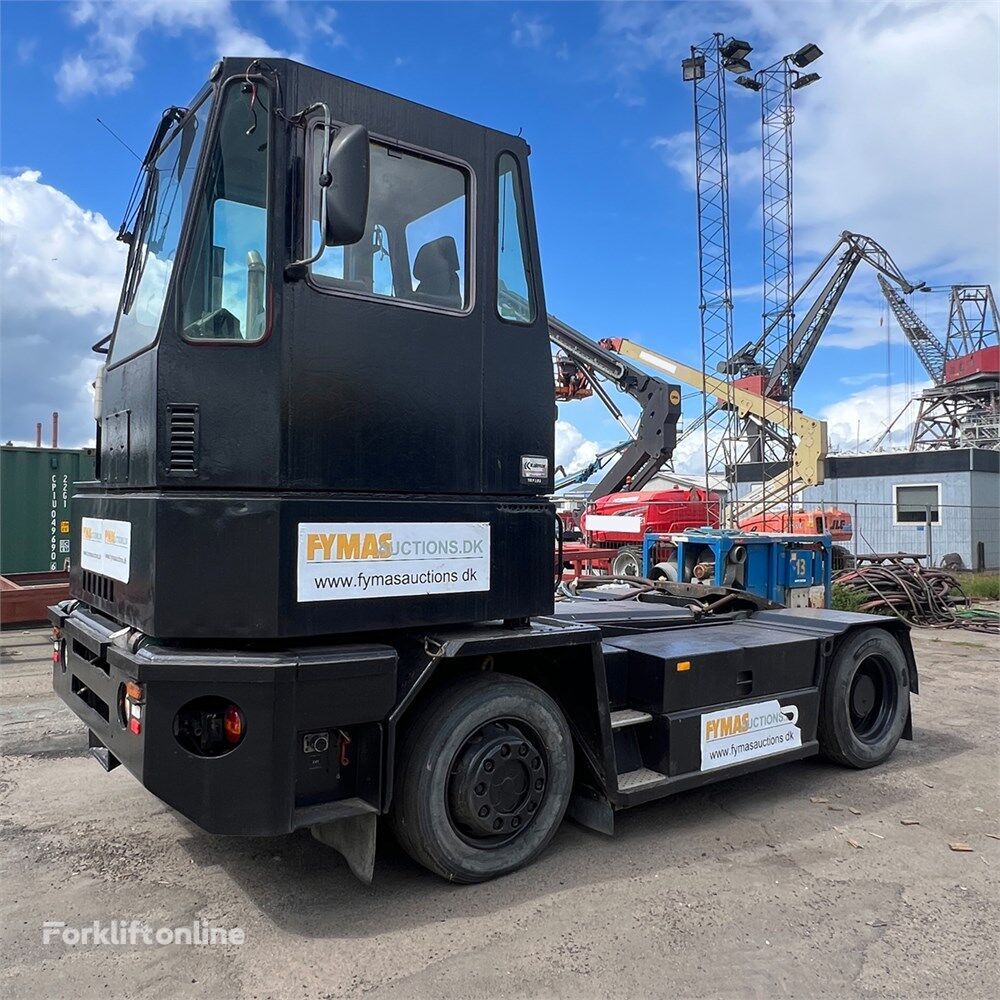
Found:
[174,697,246,757]
[223,704,244,744]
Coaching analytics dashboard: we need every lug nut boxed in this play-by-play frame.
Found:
[493,818,503,831]
[518,744,528,756]
[500,744,511,757]
[527,801,537,812]
[511,817,520,829]
[484,760,494,772]
[535,778,544,791]
[474,782,486,796]
[478,805,489,818]
[531,757,541,769]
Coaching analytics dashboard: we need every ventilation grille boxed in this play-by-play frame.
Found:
[82,570,115,603]
[167,404,200,476]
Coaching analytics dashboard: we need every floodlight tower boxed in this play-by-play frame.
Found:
[682,34,753,510]
[734,43,821,499]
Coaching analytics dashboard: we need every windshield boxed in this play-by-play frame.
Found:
[108,91,214,365]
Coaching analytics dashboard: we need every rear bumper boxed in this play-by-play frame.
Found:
[48,602,395,836]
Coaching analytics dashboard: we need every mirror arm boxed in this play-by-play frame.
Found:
[286,101,333,278]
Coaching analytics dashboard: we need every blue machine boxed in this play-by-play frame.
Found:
[641,528,832,609]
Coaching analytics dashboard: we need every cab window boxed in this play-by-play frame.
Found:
[180,82,270,341]
[496,152,535,323]
[309,131,469,311]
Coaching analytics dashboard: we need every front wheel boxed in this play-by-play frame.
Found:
[818,628,911,768]
[391,673,574,882]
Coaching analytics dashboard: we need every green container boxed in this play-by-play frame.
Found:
[1,446,96,574]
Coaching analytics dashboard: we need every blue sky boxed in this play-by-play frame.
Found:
[1,1,997,467]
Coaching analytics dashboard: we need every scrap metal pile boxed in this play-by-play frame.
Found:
[834,561,999,633]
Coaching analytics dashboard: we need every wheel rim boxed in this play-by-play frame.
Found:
[848,654,897,743]
[447,719,547,848]
[613,550,640,577]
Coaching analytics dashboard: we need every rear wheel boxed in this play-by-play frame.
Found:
[818,627,910,768]
[391,673,574,882]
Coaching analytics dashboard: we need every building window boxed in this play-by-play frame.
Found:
[894,484,941,523]
[496,152,535,323]
[308,131,469,312]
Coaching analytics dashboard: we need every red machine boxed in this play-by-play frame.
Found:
[737,507,853,541]
[580,487,719,575]
[580,487,853,575]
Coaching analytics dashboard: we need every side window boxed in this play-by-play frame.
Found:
[309,130,468,311]
[895,484,941,523]
[496,152,535,323]
[181,83,270,341]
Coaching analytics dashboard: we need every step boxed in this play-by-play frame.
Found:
[616,767,668,792]
[610,708,653,730]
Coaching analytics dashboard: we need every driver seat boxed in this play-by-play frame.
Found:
[412,236,462,309]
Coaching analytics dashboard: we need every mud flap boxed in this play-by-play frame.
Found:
[566,785,614,835]
[311,812,378,883]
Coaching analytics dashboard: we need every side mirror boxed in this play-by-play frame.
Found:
[323,124,370,247]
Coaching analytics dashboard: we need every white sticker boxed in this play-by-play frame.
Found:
[80,517,131,584]
[700,699,801,772]
[297,522,490,603]
[582,514,644,536]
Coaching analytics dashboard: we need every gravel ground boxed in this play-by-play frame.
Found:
[1,623,998,999]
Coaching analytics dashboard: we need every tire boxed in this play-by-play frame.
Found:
[818,627,910,769]
[391,673,574,882]
[611,545,642,578]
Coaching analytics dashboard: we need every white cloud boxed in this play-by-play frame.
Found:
[652,131,759,190]
[821,378,931,452]
[511,12,553,50]
[555,419,600,474]
[56,0,288,99]
[268,1,344,47]
[0,171,125,445]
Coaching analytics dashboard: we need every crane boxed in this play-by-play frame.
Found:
[680,231,921,463]
[881,282,1000,451]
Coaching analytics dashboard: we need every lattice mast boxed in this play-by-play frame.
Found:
[682,35,751,517]
[730,45,822,499]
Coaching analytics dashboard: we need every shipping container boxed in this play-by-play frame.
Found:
[1,447,96,574]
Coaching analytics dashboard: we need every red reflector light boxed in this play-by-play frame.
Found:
[223,704,245,745]
[128,717,141,735]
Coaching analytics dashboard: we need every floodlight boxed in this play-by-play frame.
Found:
[682,55,706,82]
[791,43,822,67]
[735,75,762,92]
[720,38,753,62]
[791,72,820,89]
[723,56,752,74]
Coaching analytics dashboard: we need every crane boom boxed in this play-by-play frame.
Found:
[877,275,946,385]
[546,314,682,500]
[602,337,828,518]
[724,231,922,398]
